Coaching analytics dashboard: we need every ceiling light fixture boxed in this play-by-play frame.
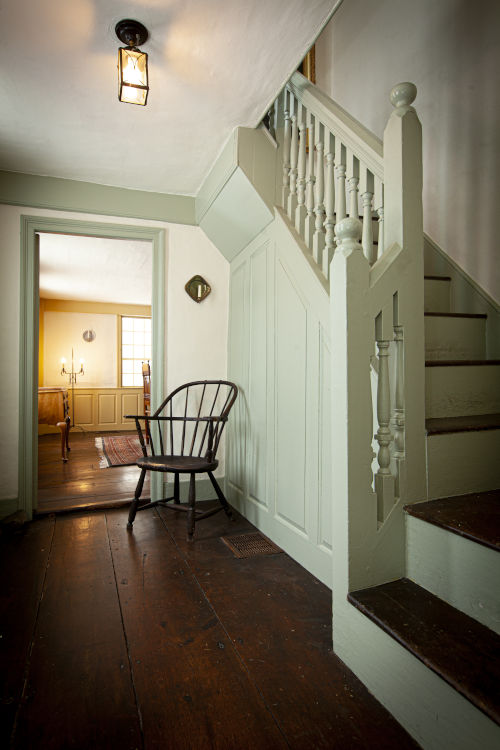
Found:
[115,19,149,106]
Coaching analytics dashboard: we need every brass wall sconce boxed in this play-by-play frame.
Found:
[185,275,211,303]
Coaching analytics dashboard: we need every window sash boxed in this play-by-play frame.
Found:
[120,315,151,387]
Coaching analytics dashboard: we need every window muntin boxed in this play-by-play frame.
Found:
[121,316,151,387]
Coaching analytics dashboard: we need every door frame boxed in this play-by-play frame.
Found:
[19,215,165,518]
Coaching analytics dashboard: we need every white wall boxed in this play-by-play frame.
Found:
[315,0,500,302]
[166,224,230,393]
[0,204,229,506]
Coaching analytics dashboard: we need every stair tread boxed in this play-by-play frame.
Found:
[404,490,500,551]
[426,359,500,367]
[424,311,487,319]
[426,413,500,434]
[348,578,500,725]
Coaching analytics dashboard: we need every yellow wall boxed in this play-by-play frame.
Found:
[39,298,151,389]
[38,299,45,385]
[41,299,151,316]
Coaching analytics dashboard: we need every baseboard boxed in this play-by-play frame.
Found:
[0,497,19,520]
[227,485,332,589]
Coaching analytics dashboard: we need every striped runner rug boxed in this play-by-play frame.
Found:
[95,435,146,468]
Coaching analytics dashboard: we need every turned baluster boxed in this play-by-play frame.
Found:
[377,206,385,258]
[323,151,336,278]
[304,114,315,249]
[312,139,325,266]
[295,120,307,237]
[374,177,384,260]
[393,324,405,462]
[362,190,375,264]
[375,334,395,522]
[335,141,346,230]
[281,104,291,208]
[347,152,359,218]
[359,167,375,263]
[287,114,299,218]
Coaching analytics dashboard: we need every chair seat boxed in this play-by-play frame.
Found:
[136,454,219,473]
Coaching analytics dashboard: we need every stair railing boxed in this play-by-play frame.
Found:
[271,71,384,277]
[270,75,427,591]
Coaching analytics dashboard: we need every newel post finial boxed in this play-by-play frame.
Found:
[389,82,417,112]
[335,217,362,255]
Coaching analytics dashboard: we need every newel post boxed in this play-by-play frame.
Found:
[330,218,377,594]
[383,82,426,505]
[383,82,422,255]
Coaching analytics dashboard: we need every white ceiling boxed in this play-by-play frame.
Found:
[39,233,152,305]
[0,0,337,196]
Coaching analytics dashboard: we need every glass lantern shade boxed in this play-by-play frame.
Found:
[118,47,149,106]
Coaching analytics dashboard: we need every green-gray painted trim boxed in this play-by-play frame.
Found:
[19,215,166,518]
[1,171,196,225]
[195,131,238,224]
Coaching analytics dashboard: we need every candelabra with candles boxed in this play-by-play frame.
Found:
[60,348,84,426]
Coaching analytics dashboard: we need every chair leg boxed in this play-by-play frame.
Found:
[187,473,196,541]
[127,468,147,529]
[174,473,180,504]
[208,472,233,519]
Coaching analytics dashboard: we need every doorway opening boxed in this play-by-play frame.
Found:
[19,216,165,520]
[37,233,153,514]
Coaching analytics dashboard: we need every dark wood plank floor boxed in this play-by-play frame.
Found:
[1,505,419,749]
[37,431,149,514]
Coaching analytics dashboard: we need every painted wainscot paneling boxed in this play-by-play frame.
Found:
[227,212,332,587]
[39,388,144,433]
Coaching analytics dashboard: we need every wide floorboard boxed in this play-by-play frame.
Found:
[37,431,148,514]
[1,504,419,749]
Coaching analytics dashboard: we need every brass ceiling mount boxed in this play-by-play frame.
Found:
[115,19,149,47]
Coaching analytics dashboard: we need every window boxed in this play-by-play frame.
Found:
[121,316,151,387]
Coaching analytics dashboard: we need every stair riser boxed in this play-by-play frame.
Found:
[424,278,451,313]
[425,316,486,361]
[426,429,500,498]
[334,606,500,750]
[406,515,500,634]
[425,365,500,418]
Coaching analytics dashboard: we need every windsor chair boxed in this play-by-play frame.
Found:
[126,380,238,540]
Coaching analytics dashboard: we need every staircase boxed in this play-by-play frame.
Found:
[215,70,499,747]
[348,271,500,746]
[266,73,500,747]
